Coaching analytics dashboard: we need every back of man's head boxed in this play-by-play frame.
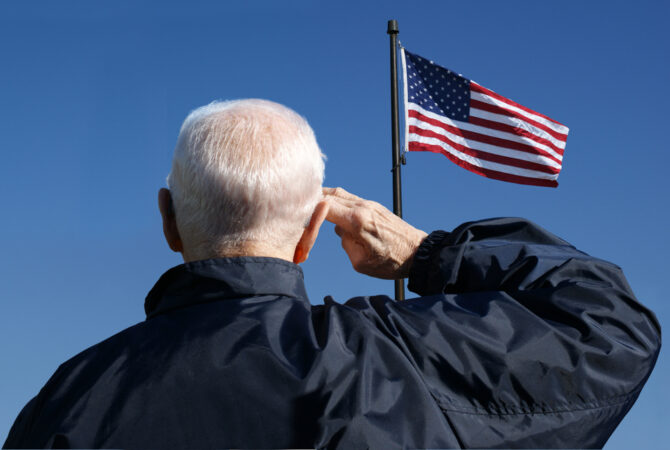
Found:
[167,99,325,261]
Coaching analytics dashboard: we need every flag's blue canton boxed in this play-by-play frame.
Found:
[405,50,471,122]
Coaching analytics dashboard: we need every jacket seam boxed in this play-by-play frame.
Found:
[434,388,639,416]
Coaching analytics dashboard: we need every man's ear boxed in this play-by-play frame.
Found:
[293,200,329,264]
[158,188,184,253]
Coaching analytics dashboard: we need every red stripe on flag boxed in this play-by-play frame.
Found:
[409,125,560,174]
[409,141,558,187]
[468,115,565,156]
[470,99,568,143]
[471,83,566,128]
[408,109,562,165]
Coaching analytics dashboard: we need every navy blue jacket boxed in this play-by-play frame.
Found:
[4,218,661,448]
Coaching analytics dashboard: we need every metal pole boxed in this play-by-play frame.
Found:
[387,19,405,301]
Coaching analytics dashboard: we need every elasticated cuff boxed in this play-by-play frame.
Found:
[408,230,450,296]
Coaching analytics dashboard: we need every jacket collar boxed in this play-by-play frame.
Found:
[144,257,308,319]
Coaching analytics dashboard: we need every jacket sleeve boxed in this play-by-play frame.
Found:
[350,217,661,448]
[3,396,39,448]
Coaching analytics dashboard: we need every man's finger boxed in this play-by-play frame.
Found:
[324,196,357,229]
[323,187,361,202]
[340,235,365,269]
[324,193,358,209]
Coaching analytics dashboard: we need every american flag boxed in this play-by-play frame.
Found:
[401,48,569,187]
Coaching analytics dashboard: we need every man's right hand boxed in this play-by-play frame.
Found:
[323,187,428,281]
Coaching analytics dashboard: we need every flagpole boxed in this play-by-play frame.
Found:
[387,19,405,301]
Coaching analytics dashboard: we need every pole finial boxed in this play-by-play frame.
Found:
[387,20,398,34]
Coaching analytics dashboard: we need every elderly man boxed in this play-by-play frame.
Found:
[4,99,660,449]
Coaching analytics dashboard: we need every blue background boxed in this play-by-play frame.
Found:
[1,1,667,447]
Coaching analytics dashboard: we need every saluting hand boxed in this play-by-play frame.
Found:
[323,187,428,280]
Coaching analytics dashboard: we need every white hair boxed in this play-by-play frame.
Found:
[167,99,325,259]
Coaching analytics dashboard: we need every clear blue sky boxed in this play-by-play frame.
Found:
[1,1,667,447]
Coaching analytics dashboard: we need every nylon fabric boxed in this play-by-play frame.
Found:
[3,218,660,449]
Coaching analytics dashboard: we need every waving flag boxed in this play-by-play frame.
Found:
[401,48,569,187]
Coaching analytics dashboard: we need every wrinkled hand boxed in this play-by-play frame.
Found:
[323,187,428,280]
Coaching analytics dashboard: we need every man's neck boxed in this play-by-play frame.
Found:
[182,241,295,264]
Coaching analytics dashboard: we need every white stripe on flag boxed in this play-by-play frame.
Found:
[408,103,564,161]
[401,46,410,154]
[471,90,569,135]
[408,133,559,181]
[407,116,562,170]
[469,107,567,150]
